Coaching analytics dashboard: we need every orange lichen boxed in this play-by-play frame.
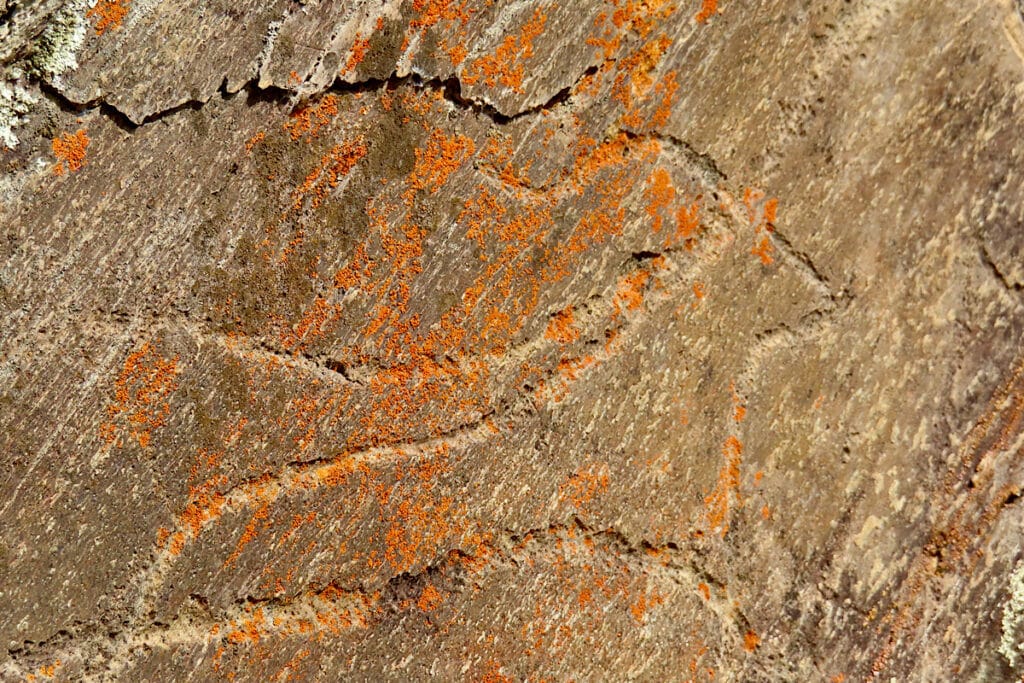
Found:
[416,584,444,612]
[441,37,469,66]
[704,435,743,537]
[545,306,580,344]
[52,129,89,175]
[612,35,672,108]
[613,269,651,317]
[644,167,675,233]
[290,139,368,211]
[343,35,372,75]
[674,200,701,245]
[629,590,665,624]
[751,236,774,265]
[743,629,760,651]
[87,0,129,34]
[559,463,610,512]
[744,189,777,264]
[479,661,513,683]
[730,381,746,422]
[695,0,718,23]
[698,583,711,600]
[463,7,547,93]
[407,129,475,194]
[244,131,266,153]
[99,341,180,449]
[222,501,271,568]
[162,477,229,556]
[280,296,342,351]
[35,660,61,679]
[410,0,471,29]
[284,94,340,140]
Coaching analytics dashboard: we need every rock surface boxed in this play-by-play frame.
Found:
[2,0,1024,681]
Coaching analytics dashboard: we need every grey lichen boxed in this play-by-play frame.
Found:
[0,77,36,148]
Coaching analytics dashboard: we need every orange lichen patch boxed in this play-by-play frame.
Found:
[343,35,372,75]
[440,36,469,66]
[629,590,665,624]
[751,236,774,265]
[612,35,672,107]
[479,661,513,683]
[704,435,743,537]
[99,341,180,449]
[477,134,536,195]
[463,7,547,93]
[730,381,746,422]
[52,129,89,175]
[646,69,680,129]
[537,355,600,403]
[588,0,676,60]
[245,131,266,153]
[219,587,374,648]
[407,129,475,194]
[379,449,471,574]
[279,296,342,351]
[34,659,61,679]
[692,281,706,301]
[697,582,711,600]
[644,167,675,233]
[460,185,508,248]
[559,463,610,512]
[761,504,771,519]
[613,269,651,317]
[290,139,368,212]
[416,584,444,612]
[695,0,718,23]
[223,500,271,568]
[274,648,312,682]
[162,479,229,556]
[284,94,340,141]
[831,675,846,683]
[744,189,777,264]
[674,200,701,246]
[87,0,129,34]
[410,0,471,29]
[743,629,760,652]
[545,306,580,344]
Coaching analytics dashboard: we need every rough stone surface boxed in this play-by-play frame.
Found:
[1,0,1024,681]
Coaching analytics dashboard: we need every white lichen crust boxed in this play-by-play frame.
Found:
[1000,560,1024,669]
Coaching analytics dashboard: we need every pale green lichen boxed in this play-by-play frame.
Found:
[1,0,88,147]
[28,0,89,80]
[1000,560,1024,669]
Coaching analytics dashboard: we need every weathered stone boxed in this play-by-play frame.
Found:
[2,0,1024,681]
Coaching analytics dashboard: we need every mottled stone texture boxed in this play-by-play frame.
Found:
[1,0,1024,681]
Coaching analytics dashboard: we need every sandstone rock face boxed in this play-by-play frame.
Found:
[1,1,1024,681]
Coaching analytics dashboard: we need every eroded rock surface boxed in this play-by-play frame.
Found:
[1,0,1024,681]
